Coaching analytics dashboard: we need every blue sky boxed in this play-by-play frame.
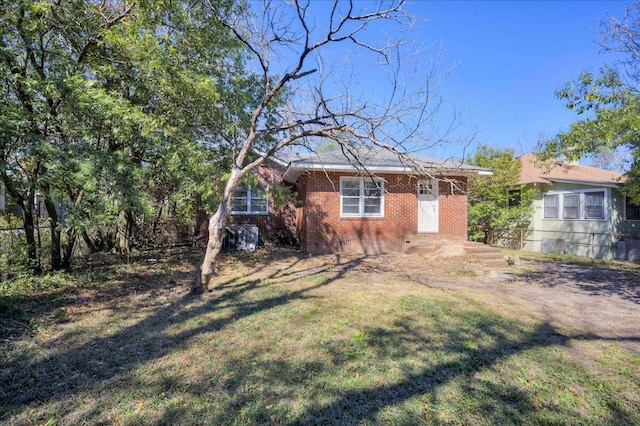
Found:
[403,0,629,158]
[256,1,630,160]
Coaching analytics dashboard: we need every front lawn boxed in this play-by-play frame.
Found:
[1,248,638,425]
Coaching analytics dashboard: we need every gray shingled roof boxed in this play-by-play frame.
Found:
[275,146,490,178]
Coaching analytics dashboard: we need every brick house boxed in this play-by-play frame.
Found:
[227,147,491,254]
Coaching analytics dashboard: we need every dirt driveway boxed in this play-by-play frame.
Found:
[492,258,640,354]
[310,251,640,355]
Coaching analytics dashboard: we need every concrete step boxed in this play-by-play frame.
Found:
[403,235,506,265]
[464,244,506,265]
[465,248,504,259]
[403,234,467,251]
[404,245,438,255]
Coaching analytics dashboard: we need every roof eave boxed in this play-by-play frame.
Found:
[517,177,552,186]
[545,178,623,188]
[286,163,489,176]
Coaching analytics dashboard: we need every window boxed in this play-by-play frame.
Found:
[340,177,384,217]
[626,196,640,220]
[563,193,580,219]
[544,189,609,221]
[544,194,558,218]
[341,179,361,215]
[508,190,521,207]
[363,179,382,215]
[419,180,435,195]
[585,191,604,219]
[231,184,268,214]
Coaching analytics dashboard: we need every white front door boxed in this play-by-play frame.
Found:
[417,179,438,233]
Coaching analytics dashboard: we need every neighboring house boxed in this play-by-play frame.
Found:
[229,147,491,255]
[511,154,640,259]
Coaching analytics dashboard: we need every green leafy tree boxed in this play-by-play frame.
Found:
[541,1,640,202]
[0,0,252,271]
[467,145,533,245]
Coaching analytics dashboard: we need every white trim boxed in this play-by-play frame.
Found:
[417,179,439,233]
[542,188,609,221]
[562,193,580,219]
[543,193,559,218]
[339,176,385,218]
[292,163,407,172]
[287,164,487,175]
[230,184,269,215]
[545,178,621,188]
[230,211,269,216]
[283,165,487,183]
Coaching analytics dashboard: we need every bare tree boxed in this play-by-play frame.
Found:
[599,1,640,85]
[194,0,460,293]
[590,146,632,172]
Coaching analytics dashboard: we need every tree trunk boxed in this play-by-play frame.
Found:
[42,189,76,271]
[193,170,243,294]
[1,176,41,273]
[21,200,41,273]
[61,231,76,271]
[194,201,209,248]
[193,204,227,293]
[82,230,99,253]
[43,190,62,271]
[152,204,163,237]
[115,210,133,254]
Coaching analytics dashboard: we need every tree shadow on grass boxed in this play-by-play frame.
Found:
[0,247,201,338]
[0,249,361,422]
[517,259,640,305]
[281,303,574,426]
[142,305,640,425]
[0,247,305,337]
[286,320,638,425]
[110,295,640,425]
[2,250,639,424]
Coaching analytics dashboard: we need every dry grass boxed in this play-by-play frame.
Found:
[505,249,640,274]
[1,247,639,425]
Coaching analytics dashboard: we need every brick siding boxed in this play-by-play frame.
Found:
[211,164,469,254]
[199,164,298,248]
[299,171,469,254]
[437,179,468,235]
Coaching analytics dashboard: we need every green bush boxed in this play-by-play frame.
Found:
[0,229,31,280]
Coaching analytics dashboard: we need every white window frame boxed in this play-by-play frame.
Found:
[543,188,608,221]
[543,194,559,218]
[562,193,580,219]
[340,176,384,218]
[419,179,436,196]
[230,184,269,215]
[584,191,605,220]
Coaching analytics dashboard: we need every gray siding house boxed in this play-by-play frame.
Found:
[513,154,640,260]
